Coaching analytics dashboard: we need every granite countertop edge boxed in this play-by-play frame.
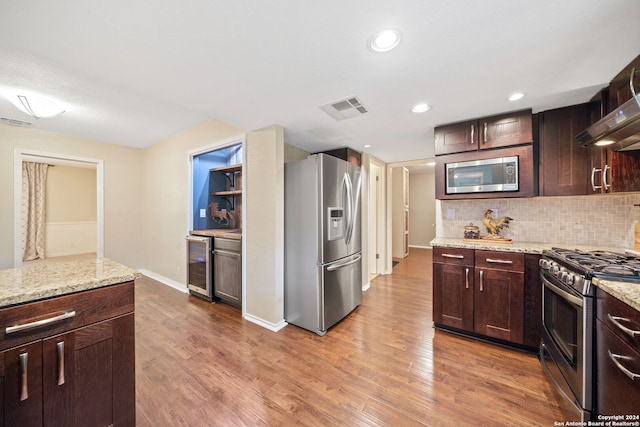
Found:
[430,237,640,312]
[0,258,139,308]
[593,277,640,312]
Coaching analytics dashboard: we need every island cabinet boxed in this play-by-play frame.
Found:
[0,281,135,427]
[595,288,640,417]
[434,109,532,155]
[433,247,535,349]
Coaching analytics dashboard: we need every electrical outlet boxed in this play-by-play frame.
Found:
[199,209,206,218]
[489,208,498,219]
[447,208,455,220]
[176,266,181,276]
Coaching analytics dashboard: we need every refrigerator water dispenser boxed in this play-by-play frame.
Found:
[327,207,344,241]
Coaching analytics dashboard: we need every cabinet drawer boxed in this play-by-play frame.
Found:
[475,250,524,272]
[596,319,640,416]
[0,281,134,351]
[597,288,640,353]
[433,247,474,266]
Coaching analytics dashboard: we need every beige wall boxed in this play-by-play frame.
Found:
[46,166,97,222]
[244,125,285,327]
[409,169,436,247]
[0,124,143,269]
[45,165,98,257]
[140,119,244,283]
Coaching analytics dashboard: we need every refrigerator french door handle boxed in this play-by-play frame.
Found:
[326,254,362,271]
[344,172,354,244]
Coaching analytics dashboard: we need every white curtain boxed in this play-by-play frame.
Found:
[22,162,50,261]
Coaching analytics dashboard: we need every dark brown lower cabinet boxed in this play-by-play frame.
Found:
[474,251,524,343]
[433,247,532,348]
[0,281,135,427]
[432,247,474,331]
[595,288,640,416]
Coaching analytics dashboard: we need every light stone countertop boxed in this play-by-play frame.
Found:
[431,237,640,312]
[593,277,640,312]
[0,258,139,308]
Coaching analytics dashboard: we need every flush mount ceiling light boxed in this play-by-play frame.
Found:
[508,92,525,101]
[367,29,402,53]
[412,103,432,113]
[8,94,65,119]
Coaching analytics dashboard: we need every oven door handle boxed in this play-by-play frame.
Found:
[541,275,583,307]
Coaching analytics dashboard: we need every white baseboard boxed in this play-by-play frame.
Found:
[137,269,188,293]
[138,268,288,333]
[362,282,371,291]
[243,313,287,332]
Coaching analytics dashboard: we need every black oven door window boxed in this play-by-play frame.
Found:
[543,279,580,366]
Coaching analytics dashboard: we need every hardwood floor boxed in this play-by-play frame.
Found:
[135,248,564,426]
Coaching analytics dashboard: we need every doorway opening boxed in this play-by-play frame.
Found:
[13,150,104,267]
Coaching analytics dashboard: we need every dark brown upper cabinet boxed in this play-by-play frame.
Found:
[538,103,593,196]
[435,109,533,156]
[607,54,640,113]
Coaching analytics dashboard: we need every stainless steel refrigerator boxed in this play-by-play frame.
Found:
[284,153,362,335]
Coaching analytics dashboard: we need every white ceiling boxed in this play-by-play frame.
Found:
[1,0,639,163]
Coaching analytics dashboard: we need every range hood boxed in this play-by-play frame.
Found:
[576,67,640,151]
[576,93,640,151]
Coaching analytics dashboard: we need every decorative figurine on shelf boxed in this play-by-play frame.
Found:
[209,201,233,225]
[481,209,513,239]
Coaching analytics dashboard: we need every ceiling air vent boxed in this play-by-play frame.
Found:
[1,117,32,127]
[319,96,368,121]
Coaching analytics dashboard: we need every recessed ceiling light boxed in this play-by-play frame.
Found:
[425,161,436,166]
[368,29,402,53]
[508,92,525,101]
[364,144,371,148]
[412,103,431,113]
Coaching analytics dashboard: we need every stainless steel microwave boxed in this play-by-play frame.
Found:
[445,156,518,194]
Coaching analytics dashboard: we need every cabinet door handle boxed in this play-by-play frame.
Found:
[57,341,65,386]
[483,122,488,143]
[591,167,602,191]
[607,313,640,338]
[470,124,475,144]
[486,258,513,264]
[442,254,464,259]
[20,352,28,401]
[603,165,610,191]
[479,270,484,292]
[608,350,640,381]
[5,311,76,334]
[465,268,469,289]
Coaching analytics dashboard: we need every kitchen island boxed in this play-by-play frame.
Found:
[0,258,138,427]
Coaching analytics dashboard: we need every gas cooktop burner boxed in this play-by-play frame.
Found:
[546,247,640,280]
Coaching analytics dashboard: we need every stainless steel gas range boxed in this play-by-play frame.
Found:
[538,247,640,422]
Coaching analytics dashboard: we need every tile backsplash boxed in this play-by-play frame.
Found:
[436,193,640,249]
